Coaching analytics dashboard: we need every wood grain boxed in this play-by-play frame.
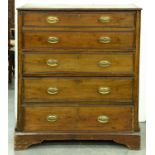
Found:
[23,105,133,132]
[23,53,133,76]
[23,106,76,131]
[16,11,24,131]
[15,131,140,150]
[77,106,133,131]
[23,31,135,50]
[133,10,141,131]
[23,77,133,102]
[23,11,135,27]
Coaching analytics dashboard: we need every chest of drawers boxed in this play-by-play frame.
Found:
[15,4,141,150]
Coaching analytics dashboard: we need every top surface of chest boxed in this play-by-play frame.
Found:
[17,4,141,10]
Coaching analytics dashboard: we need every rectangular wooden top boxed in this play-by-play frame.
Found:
[17,4,142,11]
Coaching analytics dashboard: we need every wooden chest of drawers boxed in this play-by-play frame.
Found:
[15,4,141,150]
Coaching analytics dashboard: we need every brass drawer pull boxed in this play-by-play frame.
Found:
[99,16,111,23]
[98,87,111,95]
[48,37,59,44]
[97,115,109,123]
[99,37,111,43]
[47,114,58,122]
[47,87,58,95]
[47,16,59,23]
[99,60,111,68]
[47,59,58,67]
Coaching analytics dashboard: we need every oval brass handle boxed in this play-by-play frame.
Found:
[98,87,111,95]
[47,87,58,95]
[47,114,58,122]
[99,60,111,68]
[48,37,59,44]
[99,37,111,44]
[97,115,109,123]
[47,59,58,67]
[47,16,59,23]
[99,16,111,23]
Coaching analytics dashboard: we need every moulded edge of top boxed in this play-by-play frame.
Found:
[17,4,142,11]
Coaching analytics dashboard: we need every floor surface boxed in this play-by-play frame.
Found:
[8,80,146,155]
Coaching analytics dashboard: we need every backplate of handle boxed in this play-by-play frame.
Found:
[99,60,111,68]
[48,36,59,44]
[47,87,59,95]
[47,16,59,24]
[99,16,111,23]
[47,114,58,122]
[98,87,111,95]
[99,37,111,43]
[97,115,109,123]
[47,59,58,67]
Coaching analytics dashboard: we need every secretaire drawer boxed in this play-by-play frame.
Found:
[23,11,135,27]
[23,77,133,102]
[77,106,133,131]
[23,53,133,76]
[23,31,134,50]
[23,106,76,131]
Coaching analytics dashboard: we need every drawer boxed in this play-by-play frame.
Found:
[78,106,133,131]
[23,53,133,75]
[23,11,135,27]
[23,106,133,132]
[23,106,76,131]
[23,77,133,102]
[23,31,134,50]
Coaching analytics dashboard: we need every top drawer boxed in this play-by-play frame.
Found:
[23,11,135,27]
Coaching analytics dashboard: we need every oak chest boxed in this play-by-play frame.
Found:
[15,4,141,150]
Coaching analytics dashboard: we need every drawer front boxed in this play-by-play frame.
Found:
[23,53,133,75]
[23,106,76,131]
[24,77,133,102]
[23,11,135,27]
[23,31,134,50]
[23,106,133,132]
[78,106,133,131]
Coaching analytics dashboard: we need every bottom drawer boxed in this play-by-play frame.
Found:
[78,106,133,131]
[23,107,76,131]
[23,106,133,132]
